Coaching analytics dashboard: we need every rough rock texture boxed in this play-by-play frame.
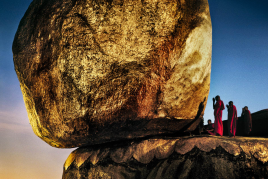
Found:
[13,0,212,148]
[63,136,268,179]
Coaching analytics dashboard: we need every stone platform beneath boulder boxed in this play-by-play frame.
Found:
[63,136,268,179]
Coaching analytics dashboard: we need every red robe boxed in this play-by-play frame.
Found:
[214,100,225,136]
[228,105,238,136]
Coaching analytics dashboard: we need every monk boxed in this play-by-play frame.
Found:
[241,106,252,135]
[213,95,225,136]
[204,119,214,135]
[226,101,238,138]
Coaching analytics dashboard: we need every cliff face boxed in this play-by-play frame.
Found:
[13,0,211,148]
[63,136,268,179]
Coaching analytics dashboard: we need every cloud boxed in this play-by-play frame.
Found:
[0,121,31,133]
[0,108,32,133]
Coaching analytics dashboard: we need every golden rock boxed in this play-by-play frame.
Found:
[13,0,212,148]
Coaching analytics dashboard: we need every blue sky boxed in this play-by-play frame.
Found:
[0,1,73,179]
[204,0,268,122]
[0,0,268,178]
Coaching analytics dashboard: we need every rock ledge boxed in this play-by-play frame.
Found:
[63,136,268,179]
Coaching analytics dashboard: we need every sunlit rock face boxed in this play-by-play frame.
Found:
[13,0,212,148]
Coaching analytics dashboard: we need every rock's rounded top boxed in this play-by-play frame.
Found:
[13,0,211,148]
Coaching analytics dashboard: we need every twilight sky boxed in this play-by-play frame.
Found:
[0,0,268,178]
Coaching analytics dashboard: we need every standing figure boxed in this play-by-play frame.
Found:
[241,106,252,135]
[213,95,225,136]
[226,101,238,138]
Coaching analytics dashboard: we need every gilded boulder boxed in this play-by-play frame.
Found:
[13,0,212,148]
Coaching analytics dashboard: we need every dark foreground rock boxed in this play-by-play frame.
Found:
[63,136,268,179]
[13,0,211,148]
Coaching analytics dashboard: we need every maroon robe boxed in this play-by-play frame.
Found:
[214,100,225,136]
[228,105,238,137]
[242,110,252,135]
